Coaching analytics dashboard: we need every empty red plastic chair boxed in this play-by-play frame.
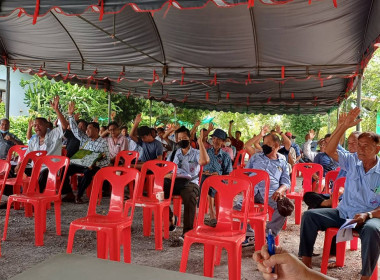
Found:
[287,163,323,224]
[114,151,139,168]
[230,169,270,251]
[135,160,177,250]
[233,149,247,169]
[3,155,69,246]
[172,165,203,227]
[323,170,339,194]
[179,175,252,280]
[5,145,28,163]
[0,160,11,258]
[67,167,141,262]
[5,150,47,211]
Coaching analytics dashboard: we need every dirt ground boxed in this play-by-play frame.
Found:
[0,193,364,280]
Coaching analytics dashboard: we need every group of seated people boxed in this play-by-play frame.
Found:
[0,99,378,279]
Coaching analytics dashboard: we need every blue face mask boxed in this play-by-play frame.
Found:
[0,130,8,134]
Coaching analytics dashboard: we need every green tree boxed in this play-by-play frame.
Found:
[282,114,326,144]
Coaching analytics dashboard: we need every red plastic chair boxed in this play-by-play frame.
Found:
[323,170,339,194]
[233,149,247,169]
[0,160,11,258]
[179,175,252,280]
[3,155,69,246]
[114,150,139,198]
[5,150,47,211]
[135,160,177,250]
[230,169,270,251]
[67,167,141,262]
[287,163,323,224]
[172,165,203,227]
[5,145,28,163]
[320,177,364,275]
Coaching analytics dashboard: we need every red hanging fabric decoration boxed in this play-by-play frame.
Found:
[281,66,285,79]
[291,93,295,99]
[318,71,323,87]
[18,9,24,17]
[64,63,71,80]
[163,0,173,18]
[32,0,40,25]
[210,73,217,85]
[206,92,209,100]
[314,96,318,101]
[308,0,312,4]
[95,81,99,89]
[117,71,125,83]
[248,0,254,8]
[332,0,337,8]
[148,89,151,98]
[245,72,252,85]
[12,64,17,72]
[183,95,188,103]
[246,96,250,105]
[2,55,7,66]
[98,0,104,21]
[149,70,157,85]
[180,67,185,85]
[127,90,131,99]
[226,93,230,100]
[93,68,98,75]
[267,97,271,103]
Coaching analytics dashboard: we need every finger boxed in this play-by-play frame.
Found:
[261,244,270,260]
[253,251,263,262]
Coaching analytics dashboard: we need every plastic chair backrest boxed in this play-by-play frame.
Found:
[114,151,139,168]
[231,168,270,215]
[331,177,346,209]
[12,151,47,187]
[324,170,340,194]
[290,163,323,193]
[197,175,252,232]
[61,147,67,157]
[87,167,140,219]
[0,160,11,198]
[6,145,28,163]
[138,160,177,200]
[26,155,70,196]
[233,149,247,169]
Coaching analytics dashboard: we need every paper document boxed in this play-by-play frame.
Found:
[336,219,357,243]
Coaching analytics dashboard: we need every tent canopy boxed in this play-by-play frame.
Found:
[0,0,379,114]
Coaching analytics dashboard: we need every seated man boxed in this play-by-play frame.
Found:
[238,132,290,246]
[299,107,380,280]
[106,121,128,164]
[228,120,244,151]
[55,98,110,203]
[63,117,88,159]
[313,133,339,177]
[202,128,233,224]
[163,127,209,241]
[0,118,23,160]
[129,114,163,168]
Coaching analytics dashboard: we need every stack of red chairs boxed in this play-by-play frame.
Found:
[233,149,247,170]
[67,167,141,262]
[0,160,11,257]
[323,170,339,194]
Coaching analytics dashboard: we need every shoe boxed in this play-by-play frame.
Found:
[242,236,255,247]
[62,193,75,203]
[75,197,85,204]
[178,234,185,243]
[169,216,178,232]
[204,218,217,227]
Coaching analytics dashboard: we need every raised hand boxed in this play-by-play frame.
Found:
[194,120,201,127]
[208,122,214,132]
[198,129,204,145]
[275,125,281,134]
[308,129,315,140]
[28,118,33,129]
[68,101,76,116]
[261,125,269,137]
[337,112,347,127]
[74,113,80,121]
[50,96,60,111]
[134,114,142,124]
[342,107,361,128]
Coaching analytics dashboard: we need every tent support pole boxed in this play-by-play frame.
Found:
[107,91,111,124]
[5,66,10,119]
[356,76,362,131]
[327,112,331,134]
[174,106,177,125]
[149,99,152,127]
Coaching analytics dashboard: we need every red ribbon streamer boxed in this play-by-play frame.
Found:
[33,0,40,25]
[18,9,24,17]
[206,92,209,100]
[226,93,230,100]
[98,0,104,21]
[291,93,295,99]
[117,71,125,83]
[180,67,185,85]
[2,55,7,66]
[245,72,252,85]
[281,66,285,79]
[127,91,131,98]
[267,97,271,103]
[248,0,255,8]
[333,0,337,8]
[148,89,151,98]
[12,64,17,72]
[64,62,71,80]
[163,0,173,18]
[210,73,217,85]
[246,96,249,105]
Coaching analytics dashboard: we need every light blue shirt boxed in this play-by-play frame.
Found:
[173,147,200,185]
[245,152,290,197]
[204,147,233,175]
[336,150,380,219]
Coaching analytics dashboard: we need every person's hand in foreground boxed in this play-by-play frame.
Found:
[253,245,336,280]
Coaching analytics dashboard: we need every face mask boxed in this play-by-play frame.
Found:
[0,130,8,134]
[178,140,190,149]
[262,144,273,155]
[225,142,231,147]
[208,139,213,145]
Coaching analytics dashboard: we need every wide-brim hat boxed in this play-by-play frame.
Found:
[211,129,227,140]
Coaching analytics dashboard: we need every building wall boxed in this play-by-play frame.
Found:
[0,65,32,117]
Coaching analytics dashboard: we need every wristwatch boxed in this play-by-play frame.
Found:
[367,211,373,219]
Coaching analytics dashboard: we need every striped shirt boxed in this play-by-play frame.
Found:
[69,117,110,168]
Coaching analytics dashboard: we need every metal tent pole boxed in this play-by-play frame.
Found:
[327,112,331,133]
[5,66,10,119]
[107,91,111,124]
[356,76,362,131]
[149,99,152,127]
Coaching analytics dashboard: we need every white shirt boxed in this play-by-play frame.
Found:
[26,125,63,156]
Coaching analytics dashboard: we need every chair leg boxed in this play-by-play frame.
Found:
[123,228,132,263]
[163,206,169,240]
[109,230,121,262]
[13,185,20,210]
[54,201,61,235]
[335,241,346,267]
[227,245,241,280]
[370,263,378,280]
[179,239,192,273]
[350,236,358,251]
[252,220,266,251]
[2,198,14,241]
[294,198,302,225]
[66,226,78,254]
[173,197,182,226]
[143,208,152,237]
[204,243,215,277]
[24,203,33,217]
[96,231,108,259]
[215,246,223,266]
[321,230,336,274]
[34,203,44,246]
[154,208,163,250]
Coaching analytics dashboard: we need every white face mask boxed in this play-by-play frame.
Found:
[208,139,213,145]
[225,142,231,147]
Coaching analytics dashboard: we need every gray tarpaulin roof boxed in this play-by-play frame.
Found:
[0,0,379,114]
